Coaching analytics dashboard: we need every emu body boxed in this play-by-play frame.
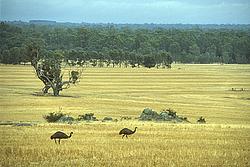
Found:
[50,131,73,144]
[119,127,137,138]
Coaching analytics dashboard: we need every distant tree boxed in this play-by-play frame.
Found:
[9,47,22,64]
[1,50,11,64]
[143,55,156,68]
[109,49,121,67]
[232,37,250,64]
[90,59,97,67]
[158,35,172,51]
[169,42,181,61]
[189,44,200,57]
[155,51,173,68]
[1,22,250,65]
[128,51,138,68]
[136,54,144,68]
[76,27,90,48]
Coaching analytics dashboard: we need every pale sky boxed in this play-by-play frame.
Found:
[1,0,250,24]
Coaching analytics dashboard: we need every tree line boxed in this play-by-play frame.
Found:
[1,21,250,67]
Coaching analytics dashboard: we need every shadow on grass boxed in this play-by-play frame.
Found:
[32,92,80,98]
[0,121,35,126]
[224,96,250,101]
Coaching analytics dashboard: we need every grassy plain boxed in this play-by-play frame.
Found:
[0,64,250,166]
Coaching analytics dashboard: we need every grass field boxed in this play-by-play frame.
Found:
[0,64,250,166]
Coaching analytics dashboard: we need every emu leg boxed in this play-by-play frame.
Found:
[122,134,125,138]
[126,135,128,138]
[59,139,61,144]
[54,139,57,144]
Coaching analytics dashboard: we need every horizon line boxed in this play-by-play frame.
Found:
[2,20,250,25]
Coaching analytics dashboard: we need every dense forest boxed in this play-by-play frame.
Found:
[1,21,250,67]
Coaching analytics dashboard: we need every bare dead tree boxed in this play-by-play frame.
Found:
[28,47,83,96]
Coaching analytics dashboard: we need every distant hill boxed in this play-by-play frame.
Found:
[29,20,57,25]
[2,20,250,30]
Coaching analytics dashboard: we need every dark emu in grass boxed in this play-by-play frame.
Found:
[50,131,73,144]
[119,127,137,138]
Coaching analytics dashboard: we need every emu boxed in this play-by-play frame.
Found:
[119,127,137,138]
[50,131,73,144]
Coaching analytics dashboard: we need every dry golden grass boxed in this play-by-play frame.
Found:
[0,64,250,166]
[0,123,250,167]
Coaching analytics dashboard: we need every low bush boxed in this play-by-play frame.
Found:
[78,113,97,121]
[43,112,65,123]
[103,117,113,121]
[139,107,190,123]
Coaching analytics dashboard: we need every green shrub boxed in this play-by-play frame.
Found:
[77,113,97,121]
[43,112,65,122]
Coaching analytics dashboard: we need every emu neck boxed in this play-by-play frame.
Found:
[133,128,137,134]
[68,133,72,138]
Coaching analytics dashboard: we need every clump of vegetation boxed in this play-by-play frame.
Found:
[143,55,156,68]
[197,116,206,124]
[139,108,159,121]
[231,88,246,91]
[43,112,66,123]
[139,108,189,123]
[57,115,75,123]
[2,22,250,67]
[102,117,119,122]
[102,117,113,122]
[78,113,97,121]
[120,116,132,121]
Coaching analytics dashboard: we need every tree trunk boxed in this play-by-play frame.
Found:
[52,87,60,96]
[42,85,51,94]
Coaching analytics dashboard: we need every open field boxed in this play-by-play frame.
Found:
[0,64,250,166]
